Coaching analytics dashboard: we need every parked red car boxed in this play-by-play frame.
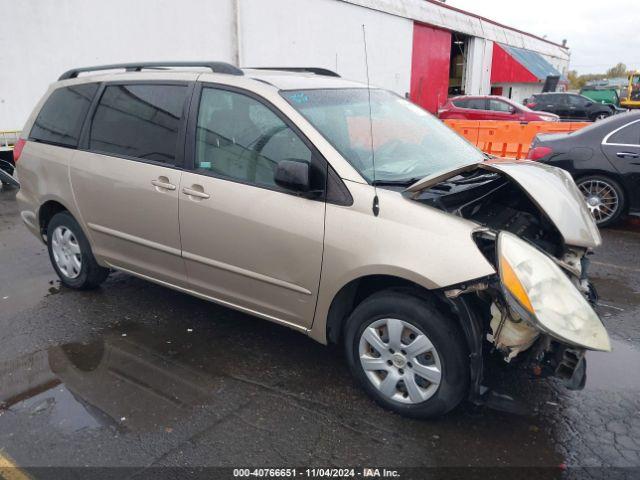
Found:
[438,95,559,122]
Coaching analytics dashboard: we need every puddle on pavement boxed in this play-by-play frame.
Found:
[1,317,638,435]
[0,328,225,433]
[585,339,640,391]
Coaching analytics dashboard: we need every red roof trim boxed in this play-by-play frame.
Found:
[423,0,568,50]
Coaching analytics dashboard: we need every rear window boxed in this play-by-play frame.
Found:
[89,84,188,165]
[30,83,98,148]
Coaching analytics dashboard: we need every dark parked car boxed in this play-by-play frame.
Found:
[438,95,558,122]
[526,93,617,122]
[527,111,640,226]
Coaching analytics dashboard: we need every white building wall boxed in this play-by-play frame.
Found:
[0,0,236,131]
[0,0,412,131]
[0,0,569,130]
[493,82,544,104]
[239,0,413,95]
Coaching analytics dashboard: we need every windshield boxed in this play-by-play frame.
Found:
[281,89,485,183]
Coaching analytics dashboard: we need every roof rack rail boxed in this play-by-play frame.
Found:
[248,67,340,78]
[58,61,244,80]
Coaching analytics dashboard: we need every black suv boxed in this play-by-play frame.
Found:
[526,93,615,122]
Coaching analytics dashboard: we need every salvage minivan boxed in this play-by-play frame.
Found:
[15,62,610,418]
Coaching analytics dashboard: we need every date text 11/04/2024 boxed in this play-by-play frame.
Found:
[232,468,401,478]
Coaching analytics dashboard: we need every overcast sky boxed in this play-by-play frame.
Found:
[448,0,639,75]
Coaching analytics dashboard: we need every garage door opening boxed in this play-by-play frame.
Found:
[448,33,470,97]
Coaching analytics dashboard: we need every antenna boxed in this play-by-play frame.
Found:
[362,24,379,216]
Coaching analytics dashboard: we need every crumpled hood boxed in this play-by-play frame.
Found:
[406,160,602,249]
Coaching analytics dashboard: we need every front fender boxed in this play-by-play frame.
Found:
[308,182,495,343]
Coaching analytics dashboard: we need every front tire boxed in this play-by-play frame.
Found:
[592,112,610,121]
[576,175,625,227]
[344,290,469,418]
[46,211,109,289]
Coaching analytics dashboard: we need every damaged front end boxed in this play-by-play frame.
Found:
[406,160,611,404]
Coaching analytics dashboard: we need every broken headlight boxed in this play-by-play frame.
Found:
[497,231,611,352]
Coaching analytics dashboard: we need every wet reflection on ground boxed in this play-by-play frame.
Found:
[0,308,638,470]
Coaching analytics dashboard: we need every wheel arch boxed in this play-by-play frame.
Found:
[38,199,72,239]
[323,274,467,346]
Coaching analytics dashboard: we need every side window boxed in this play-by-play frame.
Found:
[30,83,98,147]
[568,95,586,107]
[489,99,512,112]
[452,99,468,108]
[466,98,487,110]
[89,84,188,165]
[195,87,313,189]
[608,122,640,145]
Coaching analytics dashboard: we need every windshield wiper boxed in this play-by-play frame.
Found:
[372,177,423,187]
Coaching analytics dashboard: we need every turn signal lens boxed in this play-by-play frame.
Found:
[499,254,535,315]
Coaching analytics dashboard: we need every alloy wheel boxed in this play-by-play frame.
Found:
[358,318,442,404]
[578,179,619,224]
[51,226,82,279]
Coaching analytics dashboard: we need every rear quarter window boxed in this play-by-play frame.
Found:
[30,83,98,148]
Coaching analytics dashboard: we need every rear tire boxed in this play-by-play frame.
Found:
[576,175,625,227]
[46,211,109,289]
[344,290,469,419]
[592,112,610,121]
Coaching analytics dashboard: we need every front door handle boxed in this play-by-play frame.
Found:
[182,186,210,199]
[617,152,640,159]
[151,178,176,190]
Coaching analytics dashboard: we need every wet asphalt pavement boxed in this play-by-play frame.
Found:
[0,186,639,479]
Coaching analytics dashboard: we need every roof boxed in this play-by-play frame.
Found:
[491,43,561,84]
[500,44,561,80]
[422,0,569,50]
[341,1,569,59]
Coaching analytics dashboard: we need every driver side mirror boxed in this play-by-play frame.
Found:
[274,160,311,193]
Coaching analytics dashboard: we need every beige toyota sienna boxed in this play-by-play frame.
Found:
[15,62,610,418]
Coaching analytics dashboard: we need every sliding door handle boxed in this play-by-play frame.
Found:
[182,186,210,199]
[151,179,176,190]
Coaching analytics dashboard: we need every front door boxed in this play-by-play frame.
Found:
[179,85,326,328]
[71,83,191,287]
